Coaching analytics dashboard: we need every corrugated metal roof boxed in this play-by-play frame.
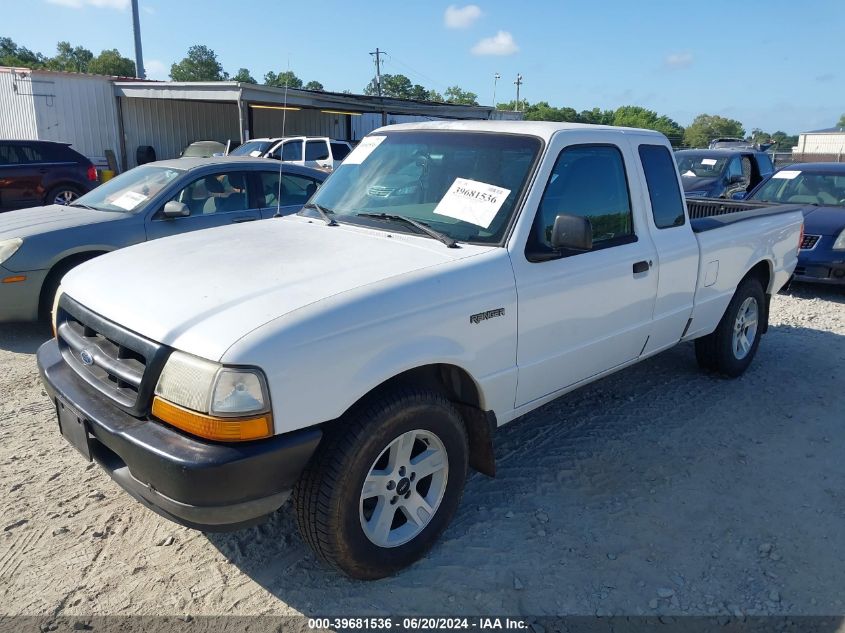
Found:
[803,127,845,134]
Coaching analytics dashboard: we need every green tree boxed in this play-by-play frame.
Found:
[264,70,302,88]
[683,114,745,148]
[427,89,444,102]
[304,80,324,91]
[88,49,135,76]
[47,41,93,73]
[170,45,228,81]
[232,68,256,83]
[0,37,47,68]
[444,85,478,106]
[363,73,411,98]
[838,114,845,128]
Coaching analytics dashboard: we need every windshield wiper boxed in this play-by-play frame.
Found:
[297,202,338,225]
[356,212,459,249]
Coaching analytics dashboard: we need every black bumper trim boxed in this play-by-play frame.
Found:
[37,339,322,530]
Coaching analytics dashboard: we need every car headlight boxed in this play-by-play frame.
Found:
[153,351,272,441]
[0,238,23,266]
[833,228,845,251]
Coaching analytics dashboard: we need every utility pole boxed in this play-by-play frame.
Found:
[130,0,145,79]
[492,72,500,107]
[514,73,523,112]
[369,47,387,125]
[369,48,386,97]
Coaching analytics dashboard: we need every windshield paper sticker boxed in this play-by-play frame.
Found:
[433,178,511,229]
[111,191,148,210]
[701,158,718,166]
[773,170,801,180]
[344,136,387,165]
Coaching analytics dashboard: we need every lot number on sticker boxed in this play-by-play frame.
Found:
[773,170,801,180]
[433,178,511,229]
[344,136,387,165]
[111,191,148,210]
[701,158,718,166]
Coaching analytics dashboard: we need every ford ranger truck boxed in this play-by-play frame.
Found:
[37,122,804,579]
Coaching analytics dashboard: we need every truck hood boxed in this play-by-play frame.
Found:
[801,205,845,236]
[0,204,124,240]
[61,216,492,360]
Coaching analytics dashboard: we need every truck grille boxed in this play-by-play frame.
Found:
[55,296,170,416]
[800,234,820,250]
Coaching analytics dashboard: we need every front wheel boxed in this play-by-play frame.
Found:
[695,276,766,377]
[293,388,468,579]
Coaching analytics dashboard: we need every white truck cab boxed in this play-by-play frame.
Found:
[38,121,804,579]
[229,136,352,171]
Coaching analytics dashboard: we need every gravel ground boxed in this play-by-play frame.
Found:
[0,283,843,618]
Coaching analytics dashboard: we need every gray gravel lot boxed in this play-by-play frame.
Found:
[0,283,843,618]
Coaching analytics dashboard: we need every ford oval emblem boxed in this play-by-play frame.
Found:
[80,349,94,366]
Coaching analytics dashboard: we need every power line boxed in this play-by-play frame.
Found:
[383,52,449,92]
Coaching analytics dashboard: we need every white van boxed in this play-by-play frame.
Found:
[228,136,353,171]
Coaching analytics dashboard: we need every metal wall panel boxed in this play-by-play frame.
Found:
[250,107,348,139]
[351,113,441,139]
[0,69,39,139]
[796,133,845,156]
[30,72,121,165]
[121,98,240,167]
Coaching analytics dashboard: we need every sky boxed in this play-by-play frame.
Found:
[3,0,844,134]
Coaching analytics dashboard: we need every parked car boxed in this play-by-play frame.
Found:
[228,136,353,171]
[0,157,326,322]
[180,140,227,158]
[37,121,803,579]
[0,140,98,211]
[675,148,774,199]
[742,163,845,285]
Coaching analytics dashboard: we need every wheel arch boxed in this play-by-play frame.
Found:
[741,259,773,333]
[38,249,111,317]
[345,363,497,477]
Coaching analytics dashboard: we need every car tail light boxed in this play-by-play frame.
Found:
[86,165,98,182]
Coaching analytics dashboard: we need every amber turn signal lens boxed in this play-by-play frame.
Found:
[151,396,272,442]
[2,275,26,283]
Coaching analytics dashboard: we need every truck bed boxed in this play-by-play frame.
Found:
[687,198,806,232]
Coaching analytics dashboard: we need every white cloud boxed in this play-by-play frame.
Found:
[144,59,167,80]
[142,4,155,14]
[471,30,519,56]
[664,51,693,69]
[444,4,482,29]
[46,0,129,9]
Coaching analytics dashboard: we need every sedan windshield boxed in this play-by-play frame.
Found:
[675,153,728,178]
[229,140,274,157]
[305,131,542,244]
[750,170,845,206]
[72,165,183,212]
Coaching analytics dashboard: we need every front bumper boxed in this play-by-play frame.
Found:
[37,339,322,531]
[795,239,845,285]
[0,266,48,322]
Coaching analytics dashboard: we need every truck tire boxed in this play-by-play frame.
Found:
[694,276,765,377]
[293,388,469,579]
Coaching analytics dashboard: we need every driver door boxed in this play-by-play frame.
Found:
[145,170,260,240]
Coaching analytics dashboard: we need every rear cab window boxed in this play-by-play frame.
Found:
[638,144,686,229]
[330,142,351,160]
[305,140,330,161]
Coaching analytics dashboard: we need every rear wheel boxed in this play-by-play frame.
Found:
[46,185,82,206]
[293,388,468,579]
[694,276,766,377]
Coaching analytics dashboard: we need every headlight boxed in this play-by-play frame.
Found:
[0,238,23,266]
[51,287,63,338]
[153,351,272,441]
[833,228,845,251]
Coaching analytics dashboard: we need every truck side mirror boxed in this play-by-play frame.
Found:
[162,200,189,218]
[551,214,592,251]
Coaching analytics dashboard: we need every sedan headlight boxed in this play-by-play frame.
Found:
[833,228,845,251]
[0,238,23,266]
[153,351,272,441]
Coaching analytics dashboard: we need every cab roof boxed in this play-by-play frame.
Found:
[375,120,669,142]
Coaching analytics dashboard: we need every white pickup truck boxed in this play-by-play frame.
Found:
[37,121,804,579]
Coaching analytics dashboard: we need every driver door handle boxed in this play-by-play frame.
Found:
[633,260,652,275]
[231,217,257,224]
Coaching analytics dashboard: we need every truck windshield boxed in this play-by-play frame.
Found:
[71,165,183,213]
[675,153,728,178]
[305,131,542,244]
[749,171,845,206]
[229,140,274,157]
